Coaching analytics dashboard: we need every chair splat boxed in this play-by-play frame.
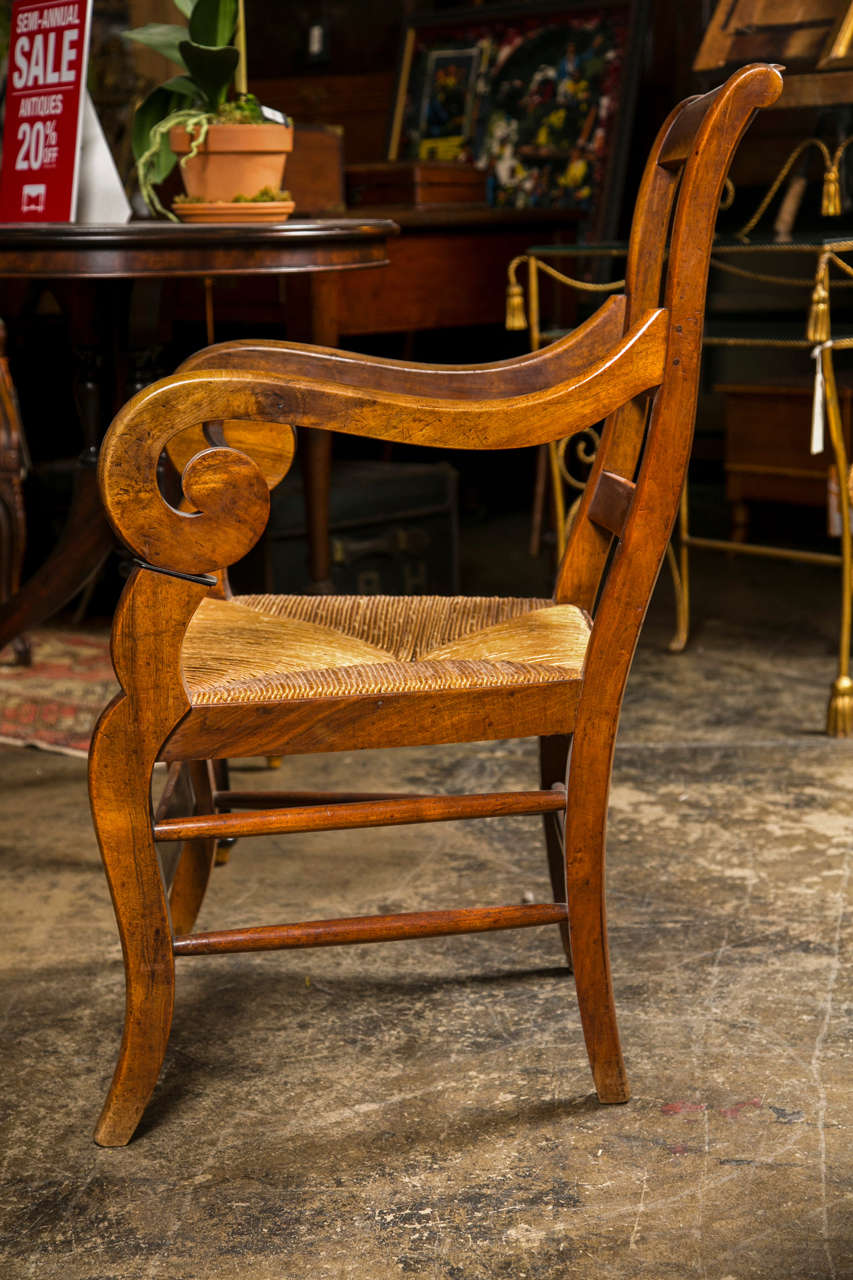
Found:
[587,471,637,539]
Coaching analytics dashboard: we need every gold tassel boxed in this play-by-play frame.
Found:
[822,164,842,216]
[505,255,528,330]
[807,258,830,343]
[827,674,853,736]
[505,282,527,330]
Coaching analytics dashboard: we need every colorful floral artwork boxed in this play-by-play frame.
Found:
[392,4,635,229]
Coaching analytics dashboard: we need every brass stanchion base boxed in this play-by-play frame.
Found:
[826,674,853,736]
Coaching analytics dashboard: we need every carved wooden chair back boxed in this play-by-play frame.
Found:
[88,65,782,1145]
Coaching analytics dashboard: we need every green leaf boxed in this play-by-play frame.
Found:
[132,79,201,159]
[132,87,167,160]
[179,39,238,111]
[123,23,189,68]
[160,74,199,98]
[131,88,178,181]
[188,0,237,48]
[131,84,206,182]
[172,0,195,16]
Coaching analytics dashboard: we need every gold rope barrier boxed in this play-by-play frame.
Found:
[505,254,624,329]
[735,137,833,238]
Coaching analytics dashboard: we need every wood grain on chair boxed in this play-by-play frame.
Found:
[87,65,784,1145]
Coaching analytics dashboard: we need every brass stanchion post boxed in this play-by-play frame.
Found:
[822,342,853,734]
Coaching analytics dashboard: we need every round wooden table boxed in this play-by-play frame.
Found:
[0,218,395,278]
[0,217,397,654]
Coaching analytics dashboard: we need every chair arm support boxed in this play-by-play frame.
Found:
[179,293,629,401]
[99,307,667,575]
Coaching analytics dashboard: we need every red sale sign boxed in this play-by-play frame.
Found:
[0,0,93,221]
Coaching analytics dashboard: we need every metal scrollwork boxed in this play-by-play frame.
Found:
[550,425,602,553]
[556,425,601,490]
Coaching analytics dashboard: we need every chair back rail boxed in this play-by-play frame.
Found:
[553,96,687,608]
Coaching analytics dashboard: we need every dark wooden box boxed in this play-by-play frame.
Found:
[345,161,486,208]
[719,381,853,511]
[287,123,345,215]
[265,459,459,595]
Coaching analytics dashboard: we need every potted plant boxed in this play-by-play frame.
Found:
[125,0,292,219]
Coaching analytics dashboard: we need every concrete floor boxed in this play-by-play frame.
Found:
[0,544,851,1278]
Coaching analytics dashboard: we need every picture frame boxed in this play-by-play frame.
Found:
[817,3,853,69]
[387,1,647,238]
[694,0,853,73]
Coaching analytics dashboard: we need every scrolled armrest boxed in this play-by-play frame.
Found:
[99,376,296,575]
[101,306,667,575]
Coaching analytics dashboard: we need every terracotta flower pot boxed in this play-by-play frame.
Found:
[168,121,293,202]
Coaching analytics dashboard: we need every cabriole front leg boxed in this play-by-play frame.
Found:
[89,692,176,1147]
[89,570,208,1144]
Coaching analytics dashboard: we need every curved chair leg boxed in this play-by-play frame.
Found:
[564,744,629,1104]
[89,569,206,1146]
[565,866,630,1103]
[89,693,175,1147]
[539,734,572,964]
[169,760,217,936]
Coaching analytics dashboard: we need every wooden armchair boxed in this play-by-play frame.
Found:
[89,65,782,1146]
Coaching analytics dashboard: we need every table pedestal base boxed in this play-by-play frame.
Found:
[0,455,113,652]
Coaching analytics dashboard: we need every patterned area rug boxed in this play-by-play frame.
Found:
[0,629,117,757]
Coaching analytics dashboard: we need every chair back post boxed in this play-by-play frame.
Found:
[556,65,782,1101]
[565,63,784,839]
[554,67,782,615]
[593,64,783,641]
[560,67,778,890]
[552,98,688,608]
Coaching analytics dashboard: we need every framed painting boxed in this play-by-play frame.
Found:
[388,1,647,237]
